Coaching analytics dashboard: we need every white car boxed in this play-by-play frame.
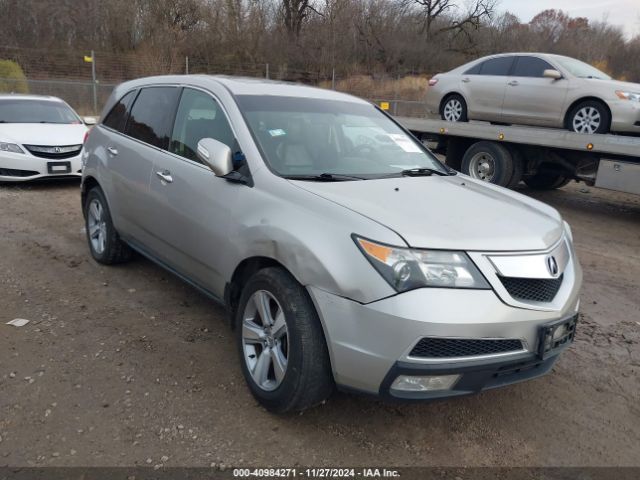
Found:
[0,95,93,182]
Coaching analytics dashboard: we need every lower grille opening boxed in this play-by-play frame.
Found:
[499,274,563,303]
[409,337,524,358]
[0,168,39,177]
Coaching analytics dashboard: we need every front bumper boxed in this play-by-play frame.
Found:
[0,151,82,182]
[308,284,580,399]
[609,99,640,133]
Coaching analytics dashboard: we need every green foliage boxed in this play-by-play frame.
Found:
[0,59,29,93]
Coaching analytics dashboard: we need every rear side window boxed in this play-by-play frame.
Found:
[103,90,136,132]
[170,88,235,162]
[512,56,555,78]
[126,87,181,149]
[479,57,514,76]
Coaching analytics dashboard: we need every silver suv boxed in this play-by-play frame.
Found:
[81,76,582,412]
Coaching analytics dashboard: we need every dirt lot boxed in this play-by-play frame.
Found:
[0,179,638,468]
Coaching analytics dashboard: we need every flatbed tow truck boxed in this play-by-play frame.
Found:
[396,117,640,195]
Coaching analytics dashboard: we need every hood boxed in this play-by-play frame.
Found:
[292,175,563,251]
[0,123,87,146]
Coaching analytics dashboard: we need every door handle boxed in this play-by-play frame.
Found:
[508,80,519,86]
[107,147,118,156]
[462,77,471,83]
[156,170,173,184]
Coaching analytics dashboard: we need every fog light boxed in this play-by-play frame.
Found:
[391,374,460,392]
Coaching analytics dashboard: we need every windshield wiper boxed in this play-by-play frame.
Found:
[401,167,448,177]
[284,173,365,182]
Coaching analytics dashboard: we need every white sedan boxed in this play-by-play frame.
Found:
[0,95,93,182]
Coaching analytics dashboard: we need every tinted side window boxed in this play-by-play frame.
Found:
[126,87,180,149]
[513,56,555,78]
[464,63,482,75]
[103,91,136,132]
[170,88,235,162]
[479,57,515,76]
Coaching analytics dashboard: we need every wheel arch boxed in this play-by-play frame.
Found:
[563,96,612,129]
[439,91,468,116]
[80,175,101,217]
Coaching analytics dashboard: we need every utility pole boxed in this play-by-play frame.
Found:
[91,50,97,115]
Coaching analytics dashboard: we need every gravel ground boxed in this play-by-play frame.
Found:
[0,179,638,468]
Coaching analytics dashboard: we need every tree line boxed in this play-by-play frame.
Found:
[0,0,639,82]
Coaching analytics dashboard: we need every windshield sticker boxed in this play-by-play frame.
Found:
[388,134,421,153]
[268,129,286,137]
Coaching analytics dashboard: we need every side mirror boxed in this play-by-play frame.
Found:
[83,116,98,125]
[543,69,563,80]
[196,138,233,177]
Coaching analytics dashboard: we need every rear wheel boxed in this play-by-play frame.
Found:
[461,141,514,187]
[441,94,468,123]
[236,267,333,413]
[524,173,571,190]
[84,187,133,264]
[567,100,610,134]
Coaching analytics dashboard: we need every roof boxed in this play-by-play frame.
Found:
[114,74,369,105]
[0,94,64,102]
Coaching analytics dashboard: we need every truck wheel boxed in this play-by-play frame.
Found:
[441,94,468,122]
[567,100,610,134]
[524,173,571,190]
[235,267,333,413]
[84,187,133,264]
[461,141,514,187]
[506,147,525,188]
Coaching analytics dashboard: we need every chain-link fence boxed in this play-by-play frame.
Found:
[0,47,432,117]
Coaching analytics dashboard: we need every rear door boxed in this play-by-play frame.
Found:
[501,56,569,127]
[146,87,241,296]
[460,56,514,122]
[114,86,181,248]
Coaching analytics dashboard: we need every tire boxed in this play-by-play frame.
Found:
[84,187,133,264]
[566,100,610,134]
[440,94,468,123]
[506,146,525,188]
[524,173,571,190]
[235,267,333,413]
[461,141,514,187]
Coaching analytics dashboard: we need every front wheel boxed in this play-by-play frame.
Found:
[236,267,333,413]
[567,100,610,134]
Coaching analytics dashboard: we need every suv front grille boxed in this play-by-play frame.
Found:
[409,337,524,358]
[24,144,82,160]
[499,275,563,303]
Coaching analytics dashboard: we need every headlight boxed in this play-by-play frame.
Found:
[615,90,640,102]
[354,236,490,292]
[0,142,24,154]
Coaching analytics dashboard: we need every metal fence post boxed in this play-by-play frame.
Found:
[266,63,269,79]
[186,56,189,74]
[332,68,335,90]
[91,50,98,115]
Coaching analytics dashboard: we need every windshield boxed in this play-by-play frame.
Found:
[0,99,81,124]
[237,95,447,179]
[553,56,611,80]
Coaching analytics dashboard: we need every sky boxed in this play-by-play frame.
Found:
[499,0,640,38]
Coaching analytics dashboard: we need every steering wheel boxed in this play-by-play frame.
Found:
[348,143,378,157]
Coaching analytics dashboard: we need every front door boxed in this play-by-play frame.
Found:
[501,56,569,127]
[147,87,241,297]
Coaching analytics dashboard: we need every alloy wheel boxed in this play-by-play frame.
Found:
[443,99,463,122]
[87,198,107,255]
[572,107,601,134]
[241,290,289,392]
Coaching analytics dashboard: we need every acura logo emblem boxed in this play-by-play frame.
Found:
[546,255,559,276]
[54,147,61,153]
